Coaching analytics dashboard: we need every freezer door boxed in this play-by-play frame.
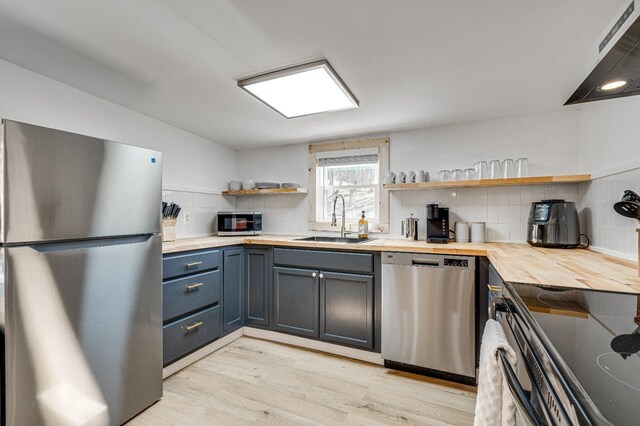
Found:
[0,120,162,243]
[3,234,162,426]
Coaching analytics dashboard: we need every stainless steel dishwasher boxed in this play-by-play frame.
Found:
[381,252,476,382]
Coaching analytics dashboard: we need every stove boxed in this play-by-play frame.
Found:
[495,282,640,425]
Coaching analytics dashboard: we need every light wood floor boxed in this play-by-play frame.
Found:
[128,337,476,425]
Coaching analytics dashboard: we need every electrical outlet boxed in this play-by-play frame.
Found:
[184,212,190,224]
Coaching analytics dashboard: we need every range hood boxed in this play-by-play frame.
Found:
[565,1,640,105]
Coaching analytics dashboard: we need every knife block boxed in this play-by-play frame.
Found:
[162,218,177,242]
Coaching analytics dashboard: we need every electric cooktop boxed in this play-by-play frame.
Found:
[509,283,640,425]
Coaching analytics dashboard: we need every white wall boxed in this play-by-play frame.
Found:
[576,95,640,259]
[578,95,640,177]
[577,170,640,261]
[390,111,580,177]
[237,143,309,187]
[0,58,237,193]
[236,111,582,239]
[0,59,240,238]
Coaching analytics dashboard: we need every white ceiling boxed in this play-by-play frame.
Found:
[0,0,625,149]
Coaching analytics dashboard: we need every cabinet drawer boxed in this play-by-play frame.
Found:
[274,248,373,274]
[163,305,220,366]
[163,270,220,323]
[163,249,221,280]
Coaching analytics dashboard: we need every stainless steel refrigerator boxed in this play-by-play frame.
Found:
[0,120,163,425]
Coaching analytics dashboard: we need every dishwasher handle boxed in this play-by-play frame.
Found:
[411,258,440,267]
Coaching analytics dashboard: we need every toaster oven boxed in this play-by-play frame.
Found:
[217,211,262,236]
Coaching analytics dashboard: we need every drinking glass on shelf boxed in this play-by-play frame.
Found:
[464,168,476,180]
[475,161,488,179]
[437,170,451,182]
[489,160,502,179]
[502,159,515,179]
[451,169,464,181]
[516,157,529,178]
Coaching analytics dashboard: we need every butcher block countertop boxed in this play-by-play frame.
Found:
[163,235,640,294]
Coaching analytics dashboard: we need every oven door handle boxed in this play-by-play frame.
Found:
[498,349,547,426]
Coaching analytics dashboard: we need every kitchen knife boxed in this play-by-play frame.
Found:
[169,203,178,219]
[173,206,181,218]
[165,203,175,219]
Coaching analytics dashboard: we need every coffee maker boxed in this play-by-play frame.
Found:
[426,203,450,244]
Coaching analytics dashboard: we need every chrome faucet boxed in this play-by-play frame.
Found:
[331,193,352,238]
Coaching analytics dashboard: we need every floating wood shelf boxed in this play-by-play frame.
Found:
[222,187,308,196]
[383,174,591,190]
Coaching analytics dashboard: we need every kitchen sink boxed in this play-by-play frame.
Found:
[294,236,372,244]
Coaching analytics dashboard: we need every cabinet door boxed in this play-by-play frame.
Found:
[223,248,244,332]
[245,248,272,327]
[273,267,319,338]
[320,271,374,349]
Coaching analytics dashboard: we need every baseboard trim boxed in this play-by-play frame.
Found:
[163,327,384,379]
[243,327,384,365]
[162,328,244,378]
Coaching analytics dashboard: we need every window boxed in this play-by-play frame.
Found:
[309,138,389,233]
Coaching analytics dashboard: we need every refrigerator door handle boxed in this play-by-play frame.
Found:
[29,234,155,253]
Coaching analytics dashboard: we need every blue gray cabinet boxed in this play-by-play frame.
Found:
[245,248,272,327]
[273,266,320,338]
[163,305,220,366]
[162,248,222,366]
[222,247,244,332]
[271,248,380,350]
[320,271,374,349]
[163,270,220,323]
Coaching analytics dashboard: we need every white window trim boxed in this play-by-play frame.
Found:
[308,137,389,233]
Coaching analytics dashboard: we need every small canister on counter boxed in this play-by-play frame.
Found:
[455,222,470,242]
[471,222,487,243]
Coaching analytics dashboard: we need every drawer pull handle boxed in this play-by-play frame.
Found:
[487,285,502,292]
[312,272,317,278]
[186,282,204,291]
[185,261,203,268]
[319,273,324,279]
[186,321,204,332]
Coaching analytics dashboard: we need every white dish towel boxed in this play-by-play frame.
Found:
[474,319,518,426]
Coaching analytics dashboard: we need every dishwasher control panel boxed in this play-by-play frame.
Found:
[444,258,469,268]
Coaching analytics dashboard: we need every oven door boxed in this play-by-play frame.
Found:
[490,287,549,426]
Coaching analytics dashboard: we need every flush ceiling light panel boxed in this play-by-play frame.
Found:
[237,60,359,118]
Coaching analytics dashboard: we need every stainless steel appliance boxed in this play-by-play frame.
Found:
[0,120,163,425]
[527,199,582,248]
[217,211,262,236]
[566,1,640,105]
[489,274,639,425]
[426,203,450,244]
[381,252,476,384]
[401,213,419,240]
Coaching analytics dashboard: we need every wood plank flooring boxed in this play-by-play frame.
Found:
[128,337,476,425]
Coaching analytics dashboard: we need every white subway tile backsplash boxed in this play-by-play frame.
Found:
[239,183,582,243]
[498,224,510,241]
[162,189,235,239]
[509,187,520,205]
[509,205,520,224]
[498,207,510,224]
[488,205,499,223]
[578,168,640,260]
